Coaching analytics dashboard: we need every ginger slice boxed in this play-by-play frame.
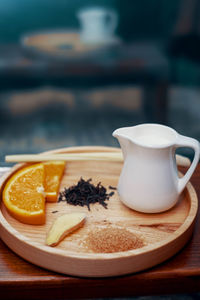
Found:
[46,212,86,246]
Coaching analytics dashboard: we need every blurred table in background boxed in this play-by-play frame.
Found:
[0,41,169,123]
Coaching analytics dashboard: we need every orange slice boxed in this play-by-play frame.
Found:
[2,163,45,225]
[44,161,65,202]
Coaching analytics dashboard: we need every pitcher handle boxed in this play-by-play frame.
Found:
[106,11,118,33]
[175,134,200,194]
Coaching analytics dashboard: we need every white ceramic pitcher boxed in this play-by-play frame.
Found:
[77,7,118,44]
[113,123,200,213]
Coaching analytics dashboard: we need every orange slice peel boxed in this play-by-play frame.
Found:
[2,161,66,225]
[2,163,45,225]
[44,161,65,202]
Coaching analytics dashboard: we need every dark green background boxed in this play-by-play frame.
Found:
[0,0,178,42]
[0,0,199,85]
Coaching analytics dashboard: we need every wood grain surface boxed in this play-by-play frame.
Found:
[0,146,200,299]
[0,146,198,277]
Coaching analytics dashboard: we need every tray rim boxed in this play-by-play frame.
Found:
[0,146,198,261]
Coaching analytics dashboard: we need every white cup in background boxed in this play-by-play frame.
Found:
[77,7,118,45]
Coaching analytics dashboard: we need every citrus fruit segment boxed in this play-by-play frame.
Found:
[44,161,65,202]
[2,163,45,225]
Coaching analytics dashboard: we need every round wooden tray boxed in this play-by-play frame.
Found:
[0,146,198,277]
[21,30,115,62]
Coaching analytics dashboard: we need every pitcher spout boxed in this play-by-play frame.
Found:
[112,127,137,143]
[112,127,134,158]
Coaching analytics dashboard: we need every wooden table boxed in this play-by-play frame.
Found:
[0,43,169,124]
[0,164,200,299]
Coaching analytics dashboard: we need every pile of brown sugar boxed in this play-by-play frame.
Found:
[85,226,144,253]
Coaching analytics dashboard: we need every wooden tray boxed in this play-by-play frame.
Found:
[0,146,198,277]
[21,30,114,62]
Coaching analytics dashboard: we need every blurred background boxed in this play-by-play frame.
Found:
[0,0,200,166]
[0,1,200,299]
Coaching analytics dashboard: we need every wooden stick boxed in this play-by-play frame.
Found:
[5,152,191,167]
[5,153,123,162]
